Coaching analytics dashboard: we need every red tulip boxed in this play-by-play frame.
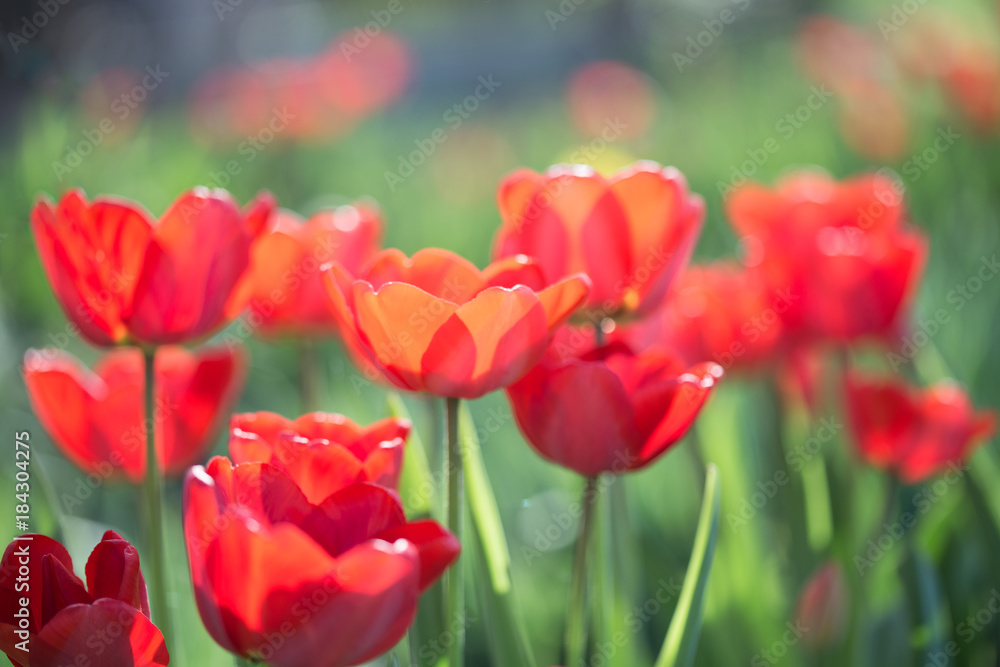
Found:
[324,248,590,398]
[234,202,383,337]
[506,340,723,476]
[24,345,245,483]
[229,412,409,504]
[0,531,169,666]
[626,261,784,372]
[493,161,703,318]
[845,372,996,483]
[183,457,459,666]
[31,188,274,346]
[727,171,927,345]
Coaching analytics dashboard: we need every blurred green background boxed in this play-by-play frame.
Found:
[2,0,1000,665]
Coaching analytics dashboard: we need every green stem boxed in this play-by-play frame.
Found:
[445,396,464,667]
[143,349,171,645]
[299,340,321,412]
[565,475,599,667]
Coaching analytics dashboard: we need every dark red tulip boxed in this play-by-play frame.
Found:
[24,345,245,483]
[626,261,784,372]
[31,188,274,346]
[727,171,927,345]
[183,457,459,666]
[494,161,703,318]
[229,412,410,504]
[506,340,723,477]
[0,531,169,666]
[234,202,383,337]
[324,248,590,398]
[845,372,996,483]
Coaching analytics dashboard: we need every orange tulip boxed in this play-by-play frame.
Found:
[324,249,590,398]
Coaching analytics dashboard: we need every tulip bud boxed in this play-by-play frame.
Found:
[795,561,848,649]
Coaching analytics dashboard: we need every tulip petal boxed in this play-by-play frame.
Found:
[0,535,75,639]
[31,191,152,345]
[307,482,407,557]
[127,189,251,344]
[352,281,458,391]
[40,555,92,627]
[23,349,109,479]
[375,519,460,592]
[421,286,549,398]
[85,530,150,616]
[33,599,169,667]
[265,539,421,667]
[536,274,591,329]
[507,360,640,476]
[364,248,485,302]
[204,515,342,656]
[637,362,724,467]
[157,345,246,475]
[273,434,365,504]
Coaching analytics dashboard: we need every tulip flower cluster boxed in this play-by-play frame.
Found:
[7,151,995,667]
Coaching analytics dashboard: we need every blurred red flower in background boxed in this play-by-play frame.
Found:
[565,61,656,140]
[625,261,784,372]
[324,249,590,398]
[727,171,927,346]
[24,345,245,483]
[183,457,458,666]
[189,31,412,145]
[796,16,912,160]
[506,340,722,477]
[234,202,383,337]
[31,188,274,346]
[0,531,169,666]
[229,411,410,504]
[845,372,996,483]
[494,161,703,318]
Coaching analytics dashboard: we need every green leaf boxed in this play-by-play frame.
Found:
[459,403,536,667]
[387,392,436,518]
[654,464,721,667]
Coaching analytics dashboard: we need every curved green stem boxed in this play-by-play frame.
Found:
[445,396,464,667]
[143,348,171,645]
[565,475,599,667]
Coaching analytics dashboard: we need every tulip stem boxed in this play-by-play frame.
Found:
[143,348,171,645]
[445,396,465,667]
[565,475,599,667]
[299,340,321,412]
